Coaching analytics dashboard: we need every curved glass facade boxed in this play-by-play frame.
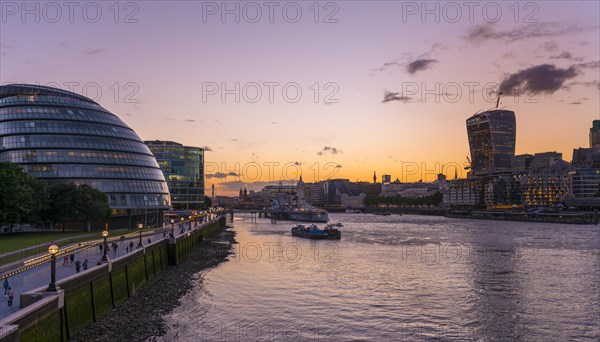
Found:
[0,84,170,210]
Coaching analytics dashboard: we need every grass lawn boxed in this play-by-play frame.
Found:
[0,229,136,255]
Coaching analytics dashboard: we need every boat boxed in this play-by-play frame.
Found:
[327,222,343,228]
[268,193,329,223]
[291,224,341,240]
[345,208,361,214]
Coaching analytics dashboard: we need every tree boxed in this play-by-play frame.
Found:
[202,195,212,209]
[77,184,111,231]
[44,183,111,232]
[0,162,48,233]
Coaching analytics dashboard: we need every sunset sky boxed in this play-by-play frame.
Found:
[1,1,599,195]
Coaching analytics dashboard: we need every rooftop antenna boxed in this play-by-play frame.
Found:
[495,90,503,109]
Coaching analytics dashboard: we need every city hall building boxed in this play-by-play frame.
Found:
[0,84,170,227]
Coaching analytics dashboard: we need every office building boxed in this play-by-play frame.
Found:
[145,140,205,211]
[466,110,516,175]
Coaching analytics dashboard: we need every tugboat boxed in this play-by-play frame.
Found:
[291,224,341,240]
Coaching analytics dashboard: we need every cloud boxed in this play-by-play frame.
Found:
[230,138,238,142]
[206,171,240,179]
[164,117,176,121]
[382,91,411,103]
[317,146,342,156]
[550,52,584,62]
[540,41,559,52]
[184,119,196,122]
[406,59,438,74]
[464,22,585,44]
[575,60,600,69]
[568,102,582,105]
[499,64,578,95]
[271,121,279,125]
[82,48,106,55]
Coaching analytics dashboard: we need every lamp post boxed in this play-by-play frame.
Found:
[137,223,144,248]
[180,217,185,234]
[101,230,110,262]
[188,216,193,231]
[170,219,175,237]
[47,244,59,292]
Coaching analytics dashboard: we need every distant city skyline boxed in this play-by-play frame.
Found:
[1,1,598,195]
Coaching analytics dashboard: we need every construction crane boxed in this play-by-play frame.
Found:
[464,155,472,170]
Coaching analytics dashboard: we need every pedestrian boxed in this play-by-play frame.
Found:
[99,244,103,252]
[129,241,134,251]
[70,253,75,264]
[83,259,88,270]
[7,287,14,308]
[162,232,166,238]
[147,237,151,244]
[63,255,68,266]
[75,260,81,273]
[112,243,118,255]
[125,246,129,253]
[3,277,9,295]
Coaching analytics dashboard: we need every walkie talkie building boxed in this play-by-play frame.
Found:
[466,110,516,175]
[0,84,170,226]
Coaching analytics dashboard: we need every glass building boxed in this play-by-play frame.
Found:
[0,84,170,226]
[466,110,516,175]
[144,140,204,211]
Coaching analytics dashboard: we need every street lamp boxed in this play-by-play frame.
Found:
[101,230,110,262]
[137,223,144,248]
[188,216,193,231]
[170,218,175,237]
[47,244,59,292]
[180,217,185,234]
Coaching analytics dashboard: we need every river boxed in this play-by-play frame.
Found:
[162,213,600,341]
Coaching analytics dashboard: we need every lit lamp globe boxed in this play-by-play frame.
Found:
[170,219,175,224]
[137,223,143,229]
[48,244,59,256]
[101,230,109,238]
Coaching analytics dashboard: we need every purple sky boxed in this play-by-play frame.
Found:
[1,1,599,194]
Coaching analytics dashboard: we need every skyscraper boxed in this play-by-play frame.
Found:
[466,110,516,175]
[589,120,600,148]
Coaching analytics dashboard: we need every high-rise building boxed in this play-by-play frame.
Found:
[466,110,516,175]
[532,152,562,169]
[512,154,534,171]
[0,84,170,226]
[382,174,391,183]
[590,120,600,148]
[145,140,204,211]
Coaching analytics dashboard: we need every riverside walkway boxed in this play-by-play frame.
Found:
[0,219,208,320]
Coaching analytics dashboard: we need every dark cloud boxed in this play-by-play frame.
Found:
[317,146,342,156]
[499,64,578,95]
[184,119,196,122]
[206,171,240,179]
[382,91,411,103]
[575,60,600,69]
[464,23,585,44]
[568,102,582,105]
[82,48,106,55]
[406,59,438,74]
[231,138,238,142]
[272,122,279,125]
[550,52,584,62]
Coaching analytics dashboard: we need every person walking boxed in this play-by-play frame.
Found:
[63,255,68,266]
[129,241,134,251]
[147,237,151,244]
[125,246,129,253]
[75,260,81,273]
[83,259,89,271]
[3,277,9,295]
[69,253,75,264]
[7,287,14,308]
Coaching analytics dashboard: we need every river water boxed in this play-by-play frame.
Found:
[163,213,600,341]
